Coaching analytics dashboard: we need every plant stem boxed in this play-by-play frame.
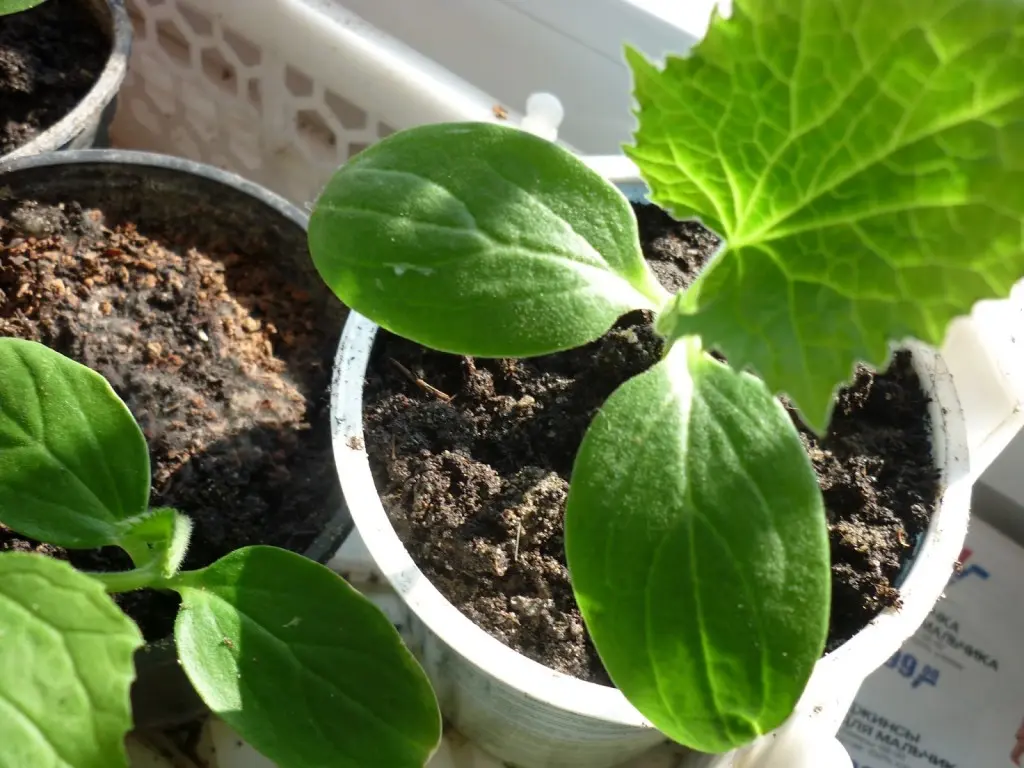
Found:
[119,539,153,569]
[84,564,165,593]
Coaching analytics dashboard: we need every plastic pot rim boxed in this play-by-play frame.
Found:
[1,0,132,162]
[0,148,310,220]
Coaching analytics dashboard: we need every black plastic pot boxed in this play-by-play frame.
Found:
[0,149,353,729]
[2,0,133,160]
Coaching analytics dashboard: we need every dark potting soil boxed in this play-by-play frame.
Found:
[0,0,109,155]
[363,202,940,686]
[0,198,345,640]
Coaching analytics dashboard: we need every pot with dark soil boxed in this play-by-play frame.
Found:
[0,149,352,730]
[326,220,971,768]
[0,0,131,160]
[308,119,985,767]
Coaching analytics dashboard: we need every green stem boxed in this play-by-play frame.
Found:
[84,563,165,594]
[662,334,703,364]
[661,337,676,361]
[119,539,153,569]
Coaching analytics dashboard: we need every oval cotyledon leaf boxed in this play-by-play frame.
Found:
[173,546,441,768]
[565,342,829,752]
[0,339,150,548]
[309,122,669,358]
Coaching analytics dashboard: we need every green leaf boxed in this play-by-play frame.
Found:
[564,343,829,753]
[309,122,668,357]
[173,546,441,768]
[119,507,193,577]
[0,0,47,15]
[0,339,151,548]
[0,552,143,768]
[627,0,1024,430]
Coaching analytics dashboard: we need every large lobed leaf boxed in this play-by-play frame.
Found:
[628,0,1024,431]
[0,339,151,548]
[309,122,668,358]
[565,343,829,753]
[173,546,441,768]
[0,553,143,768]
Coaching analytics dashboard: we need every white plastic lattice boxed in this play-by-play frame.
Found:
[111,0,518,204]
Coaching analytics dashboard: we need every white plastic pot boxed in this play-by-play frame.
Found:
[328,171,973,767]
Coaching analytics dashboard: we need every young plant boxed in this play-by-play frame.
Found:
[0,0,48,15]
[0,338,441,768]
[308,0,1024,755]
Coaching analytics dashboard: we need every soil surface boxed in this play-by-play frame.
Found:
[0,198,344,640]
[0,0,109,155]
[364,203,940,685]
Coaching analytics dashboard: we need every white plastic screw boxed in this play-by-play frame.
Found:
[520,92,565,142]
